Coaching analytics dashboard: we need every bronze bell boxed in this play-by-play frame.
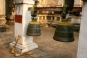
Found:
[53,20,74,42]
[53,0,75,42]
[26,0,41,36]
[26,20,41,36]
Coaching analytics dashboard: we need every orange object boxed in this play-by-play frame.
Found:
[11,35,21,54]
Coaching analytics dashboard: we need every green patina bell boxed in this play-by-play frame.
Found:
[53,19,74,42]
[26,0,41,36]
[26,20,41,36]
[53,0,74,42]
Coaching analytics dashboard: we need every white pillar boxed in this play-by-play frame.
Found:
[77,1,87,58]
[10,0,38,54]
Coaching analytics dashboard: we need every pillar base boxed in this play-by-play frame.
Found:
[9,41,38,54]
[0,15,6,25]
[0,25,10,32]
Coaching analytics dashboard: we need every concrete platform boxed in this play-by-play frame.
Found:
[0,26,79,58]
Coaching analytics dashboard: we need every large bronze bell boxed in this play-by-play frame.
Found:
[26,20,41,36]
[53,0,75,42]
[53,20,74,42]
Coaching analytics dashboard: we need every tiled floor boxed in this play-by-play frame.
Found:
[0,26,79,58]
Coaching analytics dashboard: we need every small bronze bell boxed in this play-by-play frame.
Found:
[26,20,41,36]
[53,20,74,42]
[26,0,41,36]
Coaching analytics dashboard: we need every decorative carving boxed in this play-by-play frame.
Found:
[74,0,81,7]
[80,0,83,6]
[0,0,6,25]
[6,0,15,25]
[38,0,58,7]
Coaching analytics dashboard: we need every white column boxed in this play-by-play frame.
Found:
[10,0,38,54]
[77,1,87,58]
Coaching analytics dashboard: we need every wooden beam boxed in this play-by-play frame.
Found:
[28,7,82,12]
